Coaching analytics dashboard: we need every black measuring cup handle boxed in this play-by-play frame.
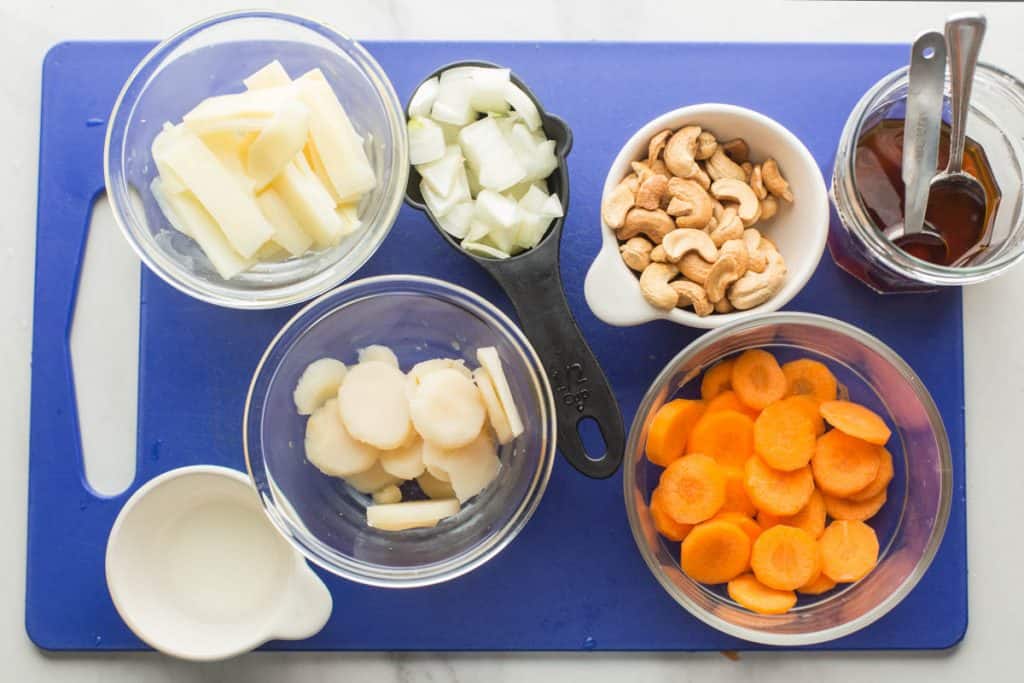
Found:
[485,237,625,479]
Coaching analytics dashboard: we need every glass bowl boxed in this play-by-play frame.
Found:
[243,275,556,587]
[623,312,952,645]
[104,11,408,309]
[831,62,1024,292]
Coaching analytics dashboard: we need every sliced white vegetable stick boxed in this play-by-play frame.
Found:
[293,358,348,414]
[150,180,253,279]
[304,139,341,205]
[338,360,413,450]
[437,202,474,240]
[469,67,511,113]
[476,347,524,438]
[372,484,403,505]
[255,187,315,257]
[244,60,292,90]
[182,86,294,134]
[408,116,446,165]
[295,69,376,202]
[366,499,460,531]
[335,203,362,236]
[473,368,514,444]
[457,116,526,192]
[416,471,456,500]
[272,160,345,248]
[474,189,519,230]
[159,127,274,258]
[200,131,255,194]
[504,82,542,131]
[151,123,188,194]
[410,368,487,450]
[421,431,501,503]
[379,437,426,480]
[150,177,191,237]
[247,99,311,191]
[357,344,400,368]
[408,76,439,118]
[416,144,463,196]
[304,398,379,477]
[255,241,288,262]
[345,460,401,494]
[460,241,510,259]
[540,192,564,218]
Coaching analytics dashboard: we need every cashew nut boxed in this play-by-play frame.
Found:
[650,159,670,178]
[619,208,675,243]
[635,173,668,210]
[670,280,713,317]
[704,254,743,304]
[619,236,652,272]
[762,159,793,202]
[728,249,787,310]
[666,177,714,229]
[712,199,725,221]
[742,228,768,273]
[719,238,749,277]
[648,129,671,163]
[631,160,655,184]
[678,252,715,285]
[692,165,711,190]
[695,131,718,160]
[662,228,718,263]
[705,216,718,233]
[704,147,747,182]
[714,298,734,314]
[602,180,635,229]
[639,262,679,310]
[749,164,767,200]
[664,126,701,178]
[709,206,744,246]
[720,138,750,164]
[623,173,639,193]
[741,161,753,181]
[760,195,778,220]
[710,178,760,226]
[650,244,668,263]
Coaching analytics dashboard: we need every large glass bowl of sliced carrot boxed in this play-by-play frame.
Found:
[623,312,952,645]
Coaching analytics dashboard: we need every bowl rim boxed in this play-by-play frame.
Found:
[242,273,558,587]
[622,311,952,645]
[585,103,829,329]
[102,9,409,310]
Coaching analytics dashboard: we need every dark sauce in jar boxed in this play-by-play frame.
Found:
[854,119,999,265]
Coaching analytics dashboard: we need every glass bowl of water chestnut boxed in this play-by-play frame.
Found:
[622,312,951,645]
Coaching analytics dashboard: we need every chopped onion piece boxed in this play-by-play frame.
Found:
[514,209,552,250]
[457,117,526,192]
[474,189,519,230]
[461,241,511,259]
[408,76,439,118]
[419,163,470,218]
[518,184,549,214]
[416,144,463,196]
[504,82,542,131]
[437,202,474,239]
[431,76,475,126]
[408,116,446,165]
[469,68,511,113]
[540,193,564,218]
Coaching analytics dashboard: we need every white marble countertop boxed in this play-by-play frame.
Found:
[4,0,1024,680]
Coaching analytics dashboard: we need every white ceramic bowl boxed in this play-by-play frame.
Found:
[106,466,332,660]
[584,104,829,329]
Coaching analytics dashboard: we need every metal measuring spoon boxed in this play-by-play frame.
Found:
[405,61,625,479]
[927,14,988,260]
[883,31,949,256]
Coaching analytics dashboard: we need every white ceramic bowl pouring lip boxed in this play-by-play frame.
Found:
[105,465,332,661]
[584,104,830,329]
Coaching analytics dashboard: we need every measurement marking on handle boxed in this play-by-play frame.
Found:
[550,361,590,412]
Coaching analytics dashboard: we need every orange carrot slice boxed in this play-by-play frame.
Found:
[720,467,757,517]
[823,489,887,522]
[812,430,882,497]
[658,454,727,525]
[819,520,879,583]
[712,511,763,544]
[819,400,892,445]
[731,350,787,411]
[706,390,761,420]
[782,358,838,402]
[728,573,797,615]
[754,399,816,471]
[744,455,814,516]
[687,410,755,470]
[798,573,837,595]
[680,519,751,584]
[782,395,826,436]
[757,489,827,539]
[650,486,693,541]
[646,399,706,467]
[849,447,895,502]
[700,359,735,401]
[750,524,821,591]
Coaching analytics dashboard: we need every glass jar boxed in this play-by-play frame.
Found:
[830,62,1024,292]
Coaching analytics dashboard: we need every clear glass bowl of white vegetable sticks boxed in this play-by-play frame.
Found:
[244,275,556,587]
[104,11,408,309]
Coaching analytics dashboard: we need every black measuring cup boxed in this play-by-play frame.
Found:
[404,61,625,479]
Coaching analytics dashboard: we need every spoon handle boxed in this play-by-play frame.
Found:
[945,13,987,174]
[902,31,946,237]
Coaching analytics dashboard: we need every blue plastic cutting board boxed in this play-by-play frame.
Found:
[28,41,967,651]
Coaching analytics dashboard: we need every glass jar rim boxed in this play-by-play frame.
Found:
[833,61,1024,286]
